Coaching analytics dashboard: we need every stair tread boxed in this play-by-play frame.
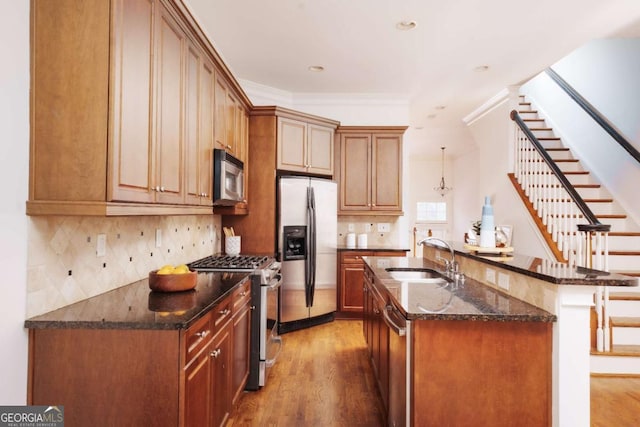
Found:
[591,345,640,356]
[611,317,640,327]
[609,232,640,236]
[574,184,601,188]
[608,291,640,301]
[609,271,640,277]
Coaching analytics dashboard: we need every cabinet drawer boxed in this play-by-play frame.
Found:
[232,279,251,313]
[341,252,370,264]
[212,297,233,329]
[184,311,214,365]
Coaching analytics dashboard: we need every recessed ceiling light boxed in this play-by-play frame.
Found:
[396,21,417,31]
[427,114,437,119]
[435,105,446,110]
[474,65,489,72]
[308,65,325,72]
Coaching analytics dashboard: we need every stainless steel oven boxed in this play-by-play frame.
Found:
[188,254,282,389]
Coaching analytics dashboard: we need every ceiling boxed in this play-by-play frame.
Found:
[183,0,640,158]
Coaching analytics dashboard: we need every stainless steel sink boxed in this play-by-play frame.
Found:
[385,268,447,282]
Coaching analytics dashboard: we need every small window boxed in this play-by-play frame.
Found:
[416,201,447,222]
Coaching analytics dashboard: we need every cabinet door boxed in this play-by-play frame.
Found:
[339,252,369,314]
[232,302,251,405]
[198,58,215,206]
[339,134,371,211]
[184,348,211,427]
[371,134,402,211]
[214,73,228,151]
[109,0,155,203]
[155,6,185,204]
[184,42,201,206]
[277,117,307,172]
[210,322,232,427]
[226,91,238,155]
[307,124,334,175]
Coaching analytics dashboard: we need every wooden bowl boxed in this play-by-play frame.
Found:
[148,270,197,292]
[148,289,197,312]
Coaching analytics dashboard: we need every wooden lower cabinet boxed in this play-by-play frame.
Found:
[338,250,406,318]
[28,283,251,427]
[363,264,552,426]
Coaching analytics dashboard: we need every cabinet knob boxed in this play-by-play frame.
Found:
[219,308,231,317]
[372,203,376,207]
[160,186,165,192]
[210,348,221,358]
[195,330,210,339]
[226,145,232,150]
[239,291,247,297]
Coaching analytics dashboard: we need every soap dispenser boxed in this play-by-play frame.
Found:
[479,196,496,248]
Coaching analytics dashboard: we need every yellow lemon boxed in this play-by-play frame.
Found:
[174,264,190,274]
[157,266,175,275]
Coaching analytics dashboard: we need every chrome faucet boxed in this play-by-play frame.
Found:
[417,237,458,276]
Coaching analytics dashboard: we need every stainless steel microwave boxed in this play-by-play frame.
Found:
[213,149,244,206]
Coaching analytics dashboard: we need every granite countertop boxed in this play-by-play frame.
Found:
[364,256,556,323]
[447,241,638,286]
[337,245,410,252]
[24,271,250,330]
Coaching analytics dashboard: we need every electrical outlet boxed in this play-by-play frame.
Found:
[485,268,496,284]
[498,273,510,291]
[377,223,391,232]
[348,223,355,232]
[96,234,106,257]
[365,223,372,232]
[155,229,162,248]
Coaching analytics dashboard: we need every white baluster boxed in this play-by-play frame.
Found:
[595,287,604,352]
[603,286,610,352]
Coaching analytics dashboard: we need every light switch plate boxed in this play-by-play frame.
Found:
[96,234,106,257]
[485,268,496,284]
[377,223,391,232]
[348,223,355,232]
[498,273,510,291]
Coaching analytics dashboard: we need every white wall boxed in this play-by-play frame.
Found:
[522,63,640,228]
[1,0,29,404]
[552,38,640,148]
[462,97,552,259]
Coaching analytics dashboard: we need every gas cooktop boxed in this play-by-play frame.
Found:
[188,254,271,272]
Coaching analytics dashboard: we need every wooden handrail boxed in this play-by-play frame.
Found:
[545,67,640,165]
[510,110,610,232]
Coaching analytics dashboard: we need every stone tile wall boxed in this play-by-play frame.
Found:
[26,215,220,317]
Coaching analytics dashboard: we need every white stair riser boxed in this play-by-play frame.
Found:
[518,111,538,119]
[531,129,557,139]
[548,150,575,160]
[585,203,620,215]
[606,300,640,317]
[607,236,640,251]
[606,256,640,271]
[612,327,640,345]
[557,162,585,173]
[591,355,640,375]
[574,187,607,199]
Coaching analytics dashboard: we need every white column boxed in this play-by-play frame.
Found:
[553,285,594,427]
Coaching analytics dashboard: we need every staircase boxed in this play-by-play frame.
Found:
[515,95,640,373]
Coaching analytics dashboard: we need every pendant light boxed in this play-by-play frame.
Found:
[434,146,452,197]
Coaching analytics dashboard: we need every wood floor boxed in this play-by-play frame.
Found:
[228,319,640,427]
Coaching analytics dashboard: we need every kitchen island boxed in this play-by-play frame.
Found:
[25,271,252,427]
[368,243,637,427]
[363,255,555,426]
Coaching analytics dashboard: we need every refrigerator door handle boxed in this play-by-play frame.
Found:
[305,186,313,307]
[309,186,317,306]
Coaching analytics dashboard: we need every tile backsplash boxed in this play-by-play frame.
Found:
[337,216,401,248]
[26,215,220,317]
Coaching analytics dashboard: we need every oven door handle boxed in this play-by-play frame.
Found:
[265,335,283,368]
[267,274,282,290]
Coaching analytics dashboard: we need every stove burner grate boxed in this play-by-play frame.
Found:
[189,255,270,271]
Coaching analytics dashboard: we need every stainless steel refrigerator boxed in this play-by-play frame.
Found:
[277,176,337,334]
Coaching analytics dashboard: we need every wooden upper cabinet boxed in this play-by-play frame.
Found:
[277,117,335,176]
[336,127,407,215]
[154,6,185,204]
[28,0,250,216]
[109,0,155,203]
[185,41,214,206]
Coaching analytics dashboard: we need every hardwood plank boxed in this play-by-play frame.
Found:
[591,376,640,427]
[228,319,640,426]
[227,320,385,426]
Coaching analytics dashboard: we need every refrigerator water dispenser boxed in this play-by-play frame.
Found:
[283,226,307,260]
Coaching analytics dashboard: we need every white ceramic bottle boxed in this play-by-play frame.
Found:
[479,196,496,248]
